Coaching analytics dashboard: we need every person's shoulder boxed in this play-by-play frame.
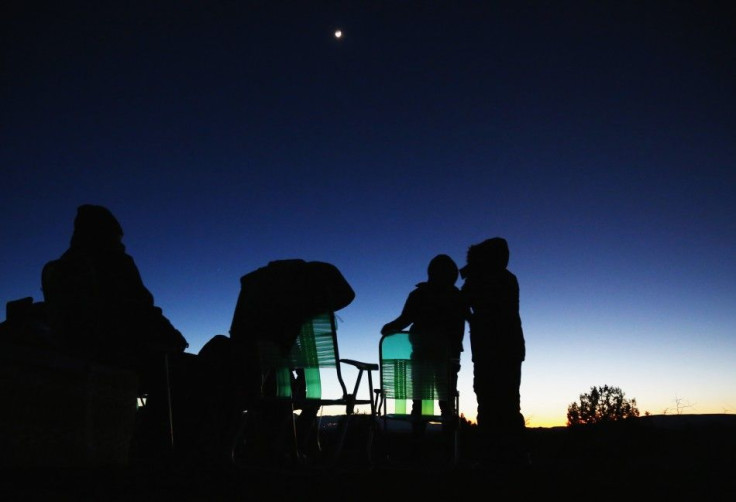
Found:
[406,284,427,303]
[504,270,520,289]
[410,281,430,294]
[117,251,141,268]
[445,285,462,297]
[48,248,87,269]
[42,256,62,270]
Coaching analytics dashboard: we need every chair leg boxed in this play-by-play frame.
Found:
[327,413,378,467]
[163,353,174,450]
[232,408,270,467]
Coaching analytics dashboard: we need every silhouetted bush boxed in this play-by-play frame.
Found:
[567,385,640,426]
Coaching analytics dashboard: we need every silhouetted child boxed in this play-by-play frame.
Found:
[460,237,528,468]
[381,254,468,437]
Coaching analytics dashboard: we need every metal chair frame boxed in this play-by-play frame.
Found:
[373,331,460,466]
[232,312,378,468]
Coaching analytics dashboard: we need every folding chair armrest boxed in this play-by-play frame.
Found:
[339,359,379,372]
[338,359,378,415]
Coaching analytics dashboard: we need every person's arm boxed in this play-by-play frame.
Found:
[380,291,416,335]
[381,315,410,335]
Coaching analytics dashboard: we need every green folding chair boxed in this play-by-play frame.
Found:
[374,331,460,466]
[232,312,378,468]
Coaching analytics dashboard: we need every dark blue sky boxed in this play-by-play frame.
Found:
[2,1,734,425]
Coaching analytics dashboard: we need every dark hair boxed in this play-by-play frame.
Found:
[461,237,509,278]
[427,254,458,285]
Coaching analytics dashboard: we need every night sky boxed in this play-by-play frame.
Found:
[2,1,734,426]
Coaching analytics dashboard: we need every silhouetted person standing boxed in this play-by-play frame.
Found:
[381,254,468,435]
[41,204,188,457]
[460,237,527,467]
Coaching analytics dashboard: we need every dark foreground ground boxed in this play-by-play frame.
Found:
[2,414,735,500]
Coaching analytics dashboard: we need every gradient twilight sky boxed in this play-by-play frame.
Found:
[2,1,735,427]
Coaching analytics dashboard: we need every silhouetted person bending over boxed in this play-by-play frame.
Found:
[381,254,468,436]
[41,205,188,454]
[461,237,528,467]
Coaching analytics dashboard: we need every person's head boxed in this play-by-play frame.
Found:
[70,204,124,249]
[427,254,459,286]
[461,237,509,278]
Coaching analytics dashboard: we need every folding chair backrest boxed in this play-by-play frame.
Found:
[289,312,346,399]
[379,331,450,417]
[257,312,347,401]
[233,311,377,468]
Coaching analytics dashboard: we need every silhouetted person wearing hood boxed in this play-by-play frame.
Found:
[41,205,188,456]
[381,254,468,435]
[42,205,188,365]
[461,237,527,467]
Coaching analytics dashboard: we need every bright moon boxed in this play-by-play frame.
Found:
[334,30,342,39]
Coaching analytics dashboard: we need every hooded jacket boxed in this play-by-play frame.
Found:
[461,238,525,362]
[42,205,187,361]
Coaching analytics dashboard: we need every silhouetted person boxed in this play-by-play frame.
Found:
[41,204,188,457]
[381,254,468,437]
[460,237,528,467]
[203,259,355,465]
